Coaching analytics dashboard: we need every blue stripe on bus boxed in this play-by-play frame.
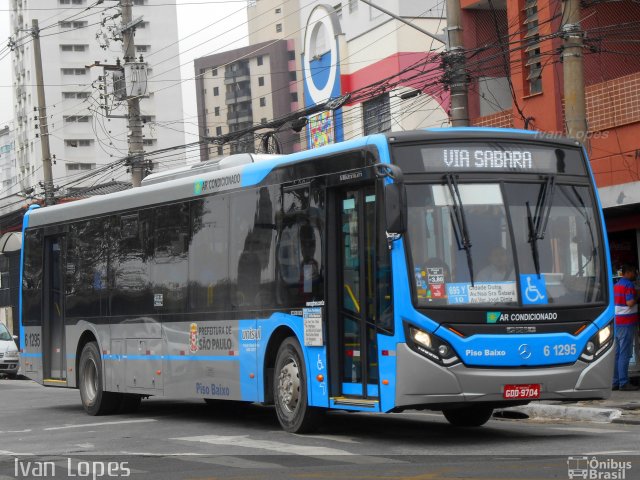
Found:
[21,352,42,358]
[102,354,240,361]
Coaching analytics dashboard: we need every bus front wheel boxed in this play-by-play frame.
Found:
[442,406,494,427]
[79,341,120,415]
[273,337,320,433]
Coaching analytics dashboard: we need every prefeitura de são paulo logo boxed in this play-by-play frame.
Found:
[189,323,198,353]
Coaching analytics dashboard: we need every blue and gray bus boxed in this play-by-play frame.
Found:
[20,128,614,431]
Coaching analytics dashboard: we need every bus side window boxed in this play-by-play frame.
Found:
[189,197,230,312]
[22,229,43,326]
[276,185,324,307]
[230,187,277,309]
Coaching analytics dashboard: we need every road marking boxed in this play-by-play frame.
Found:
[176,455,284,469]
[292,433,359,444]
[173,435,396,464]
[0,429,31,434]
[583,450,639,455]
[44,419,156,431]
[551,427,626,434]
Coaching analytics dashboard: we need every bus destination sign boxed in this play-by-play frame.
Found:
[393,143,586,175]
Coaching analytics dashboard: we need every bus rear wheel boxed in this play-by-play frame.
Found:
[442,406,494,427]
[273,337,320,433]
[78,341,120,415]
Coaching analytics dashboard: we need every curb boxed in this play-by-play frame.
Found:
[499,403,623,423]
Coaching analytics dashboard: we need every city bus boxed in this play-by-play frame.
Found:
[19,128,614,432]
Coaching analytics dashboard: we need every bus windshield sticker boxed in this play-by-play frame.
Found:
[154,293,163,307]
[446,282,517,305]
[426,267,446,299]
[520,274,548,305]
[303,307,323,346]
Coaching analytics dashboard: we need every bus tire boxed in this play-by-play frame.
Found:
[78,341,120,416]
[118,394,141,414]
[273,337,320,433]
[442,406,494,427]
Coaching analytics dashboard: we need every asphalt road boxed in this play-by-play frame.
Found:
[0,378,639,480]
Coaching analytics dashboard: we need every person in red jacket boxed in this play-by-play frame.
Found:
[613,264,640,391]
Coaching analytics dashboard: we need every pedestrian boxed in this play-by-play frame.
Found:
[613,264,640,391]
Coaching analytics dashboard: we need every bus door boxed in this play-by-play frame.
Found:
[332,185,381,404]
[43,235,66,381]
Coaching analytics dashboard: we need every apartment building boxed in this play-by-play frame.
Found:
[10,0,184,197]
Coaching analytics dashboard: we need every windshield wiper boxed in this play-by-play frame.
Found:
[568,185,597,277]
[527,175,556,276]
[445,173,474,286]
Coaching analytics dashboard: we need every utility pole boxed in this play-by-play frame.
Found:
[562,0,587,143]
[121,0,145,187]
[359,0,467,127]
[444,0,469,127]
[31,19,55,205]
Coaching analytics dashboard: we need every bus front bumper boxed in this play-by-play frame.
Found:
[394,342,614,410]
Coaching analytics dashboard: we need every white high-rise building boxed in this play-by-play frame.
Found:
[10,0,185,196]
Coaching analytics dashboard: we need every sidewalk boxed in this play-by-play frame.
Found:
[500,389,640,425]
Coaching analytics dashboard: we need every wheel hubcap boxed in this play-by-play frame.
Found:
[278,358,300,414]
[82,358,98,403]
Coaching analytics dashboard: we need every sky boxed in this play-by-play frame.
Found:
[0,0,249,151]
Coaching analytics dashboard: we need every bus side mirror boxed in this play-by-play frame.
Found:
[384,182,407,235]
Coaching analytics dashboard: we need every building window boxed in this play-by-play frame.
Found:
[217,146,223,155]
[216,126,222,135]
[63,92,90,99]
[60,0,84,4]
[288,50,296,61]
[289,71,297,81]
[64,139,93,147]
[275,7,281,13]
[60,45,87,52]
[138,21,149,29]
[213,87,219,96]
[524,0,542,95]
[212,68,217,76]
[143,139,157,146]
[136,45,150,53]
[349,0,358,13]
[257,55,263,66]
[333,2,342,18]
[133,0,146,4]
[202,88,206,95]
[258,76,265,87]
[61,68,87,75]
[214,107,220,116]
[141,115,155,123]
[290,92,298,102]
[59,21,88,29]
[64,115,91,123]
[259,97,266,107]
[66,163,95,171]
[362,93,391,135]
[276,23,282,33]
[261,117,267,124]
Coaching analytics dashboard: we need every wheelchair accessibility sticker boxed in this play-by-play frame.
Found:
[520,274,548,305]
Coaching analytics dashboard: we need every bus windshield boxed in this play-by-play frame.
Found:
[406,181,605,308]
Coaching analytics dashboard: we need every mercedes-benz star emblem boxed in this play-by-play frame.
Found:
[518,344,531,360]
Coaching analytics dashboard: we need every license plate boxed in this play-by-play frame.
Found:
[503,384,541,399]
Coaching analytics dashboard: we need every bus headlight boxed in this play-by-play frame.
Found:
[406,325,460,366]
[580,322,614,362]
